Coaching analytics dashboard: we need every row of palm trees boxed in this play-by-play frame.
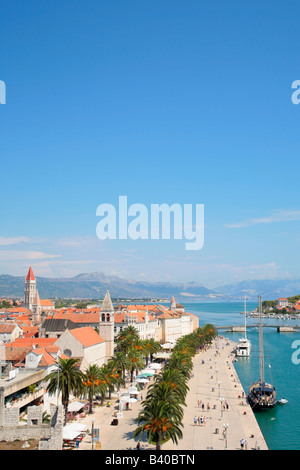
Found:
[133,324,217,450]
[45,325,162,424]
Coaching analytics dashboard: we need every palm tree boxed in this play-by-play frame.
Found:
[110,351,130,381]
[134,398,183,450]
[115,325,140,352]
[201,324,217,343]
[166,351,193,379]
[127,347,145,383]
[153,368,189,402]
[173,334,197,357]
[107,360,125,393]
[146,380,186,410]
[98,362,122,400]
[143,338,161,364]
[82,364,104,414]
[45,357,84,424]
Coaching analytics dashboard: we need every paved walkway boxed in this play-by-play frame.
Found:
[162,338,267,450]
[77,337,268,451]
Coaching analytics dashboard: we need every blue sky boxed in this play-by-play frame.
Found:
[0,1,300,288]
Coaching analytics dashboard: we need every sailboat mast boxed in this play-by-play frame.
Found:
[244,295,247,340]
[258,296,264,384]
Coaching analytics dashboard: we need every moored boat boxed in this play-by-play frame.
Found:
[236,296,251,357]
[247,296,277,410]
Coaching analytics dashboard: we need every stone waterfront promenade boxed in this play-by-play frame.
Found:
[79,337,268,451]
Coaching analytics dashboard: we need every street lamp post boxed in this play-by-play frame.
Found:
[217,380,222,399]
[91,417,95,450]
[223,422,229,450]
[219,397,224,420]
[56,350,61,408]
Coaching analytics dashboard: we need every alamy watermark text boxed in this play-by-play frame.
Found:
[96,196,204,250]
[0,81,6,104]
[291,80,300,105]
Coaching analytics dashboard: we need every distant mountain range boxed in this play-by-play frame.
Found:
[0,272,299,302]
[215,278,300,301]
[0,272,217,301]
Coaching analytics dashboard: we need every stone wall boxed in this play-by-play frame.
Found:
[0,423,50,442]
[0,404,64,449]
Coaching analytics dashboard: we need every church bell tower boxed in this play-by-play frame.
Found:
[24,266,36,312]
[99,290,115,360]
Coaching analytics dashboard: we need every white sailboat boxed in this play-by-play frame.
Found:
[236,296,251,357]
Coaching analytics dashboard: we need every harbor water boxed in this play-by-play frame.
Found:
[185,302,300,450]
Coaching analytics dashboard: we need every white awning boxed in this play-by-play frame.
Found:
[67,423,87,431]
[67,401,86,412]
[63,422,87,440]
[149,363,162,369]
[127,386,140,394]
[161,342,175,349]
[135,378,149,383]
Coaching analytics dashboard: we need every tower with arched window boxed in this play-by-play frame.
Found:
[99,290,115,359]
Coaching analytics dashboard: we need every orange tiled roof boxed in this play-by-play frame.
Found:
[10,337,57,348]
[157,309,181,319]
[5,344,31,362]
[53,312,100,323]
[0,323,18,333]
[114,311,156,323]
[20,325,39,337]
[6,307,31,314]
[126,304,158,311]
[69,326,105,347]
[30,347,57,366]
[40,299,54,307]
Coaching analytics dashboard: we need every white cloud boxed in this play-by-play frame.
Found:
[0,251,61,261]
[0,236,34,246]
[225,209,300,228]
[209,261,285,282]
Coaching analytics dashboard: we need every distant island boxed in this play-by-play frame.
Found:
[262,295,300,316]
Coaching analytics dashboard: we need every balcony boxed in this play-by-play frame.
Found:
[6,387,45,409]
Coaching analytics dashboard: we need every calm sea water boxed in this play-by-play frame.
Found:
[183,302,300,451]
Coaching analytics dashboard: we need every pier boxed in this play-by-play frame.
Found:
[162,338,268,450]
[215,324,300,333]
